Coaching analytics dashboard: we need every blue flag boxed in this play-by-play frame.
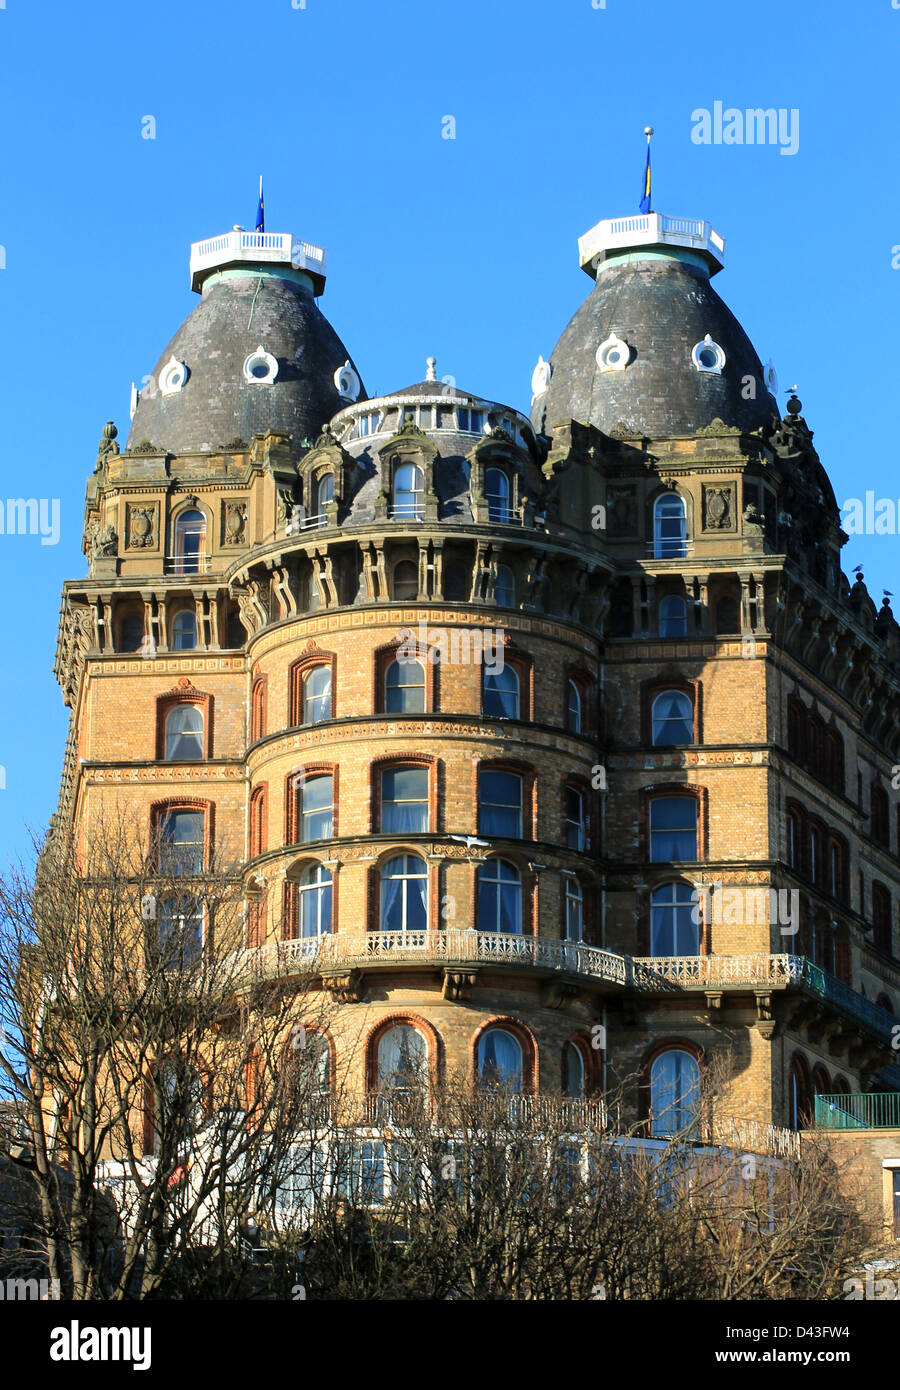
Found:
[255,177,264,232]
[639,146,651,214]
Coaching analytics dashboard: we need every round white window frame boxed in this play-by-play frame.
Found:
[159,356,189,397]
[763,359,778,393]
[243,345,279,385]
[596,332,631,374]
[334,359,361,402]
[691,334,726,375]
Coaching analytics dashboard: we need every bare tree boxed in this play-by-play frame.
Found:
[0,813,342,1299]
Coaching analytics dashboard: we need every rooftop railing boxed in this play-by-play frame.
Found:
[813,1092,900,1130]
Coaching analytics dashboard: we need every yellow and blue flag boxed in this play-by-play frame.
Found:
[255,176,265,232]
[639,145,651,214]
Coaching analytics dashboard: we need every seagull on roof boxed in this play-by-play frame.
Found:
[450,835,490,848]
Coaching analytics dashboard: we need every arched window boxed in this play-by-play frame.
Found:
[659,594,688,638]
[380,855,428,932]
[172,610,197,650]
[565,787,586,850]
[158,896,204,966]
[871,785,890,848]
[653,494,686,559]
[714,596,740,635]
[299,774,333,843]
[385,658,425,714]
[120,614,145,652]
[154,1060,203,1154]
[249,786,267,857]
[477,859,522,934]
[164,706,204,760]
[313,473,334,519]
[376,1024,427,1093]
[787,809,801,870]
[174,508,206,574]
[303,666,332,724]
[789,1054,813,1131]
[650,883,699,955]
[478,770,522,837]
[250,678,267,741]
[825,729,844,793]
[873,882,893,956]
[158,809,205,874]
[381,765,429,833]
[809,826,821,885]
[494,564,515,608]
[392,463,424,520]
[649,1049,700,1136]
[298,863,332,937]
[392,560,419,601]
[563,1041,585,1099]
[564,876,584,941]
[812,1064,831,1098]
[649,797,698,862]
[483,665,519,719]
[651,690,693,746]
[485,467,511,522]
[477,1028,523,1092]
[567,679,582,734]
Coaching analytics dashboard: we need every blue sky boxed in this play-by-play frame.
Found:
[0,0,897,858]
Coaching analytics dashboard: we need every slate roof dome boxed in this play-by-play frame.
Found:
[530,212,778,441]
[126,229,366,460]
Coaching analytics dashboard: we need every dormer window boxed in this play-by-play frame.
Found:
[458,408,484,433]
[485,467,512,523]
[392,463,424,521]
[242,345,278,385]
[358,412,382,438]
[691,334,726,375]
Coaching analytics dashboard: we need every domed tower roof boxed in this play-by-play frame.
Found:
[126,229,366,460]
[530,212,778,440]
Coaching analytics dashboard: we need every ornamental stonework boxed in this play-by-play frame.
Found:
[125,503,158,550]
[222,499,248,546]
[703,484,735,531]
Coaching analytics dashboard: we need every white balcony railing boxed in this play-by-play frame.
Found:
[632,953,803,990]
[189,230,327,293]
[164,555,212,575]
[578,212,725,276]
[235,930,629,987]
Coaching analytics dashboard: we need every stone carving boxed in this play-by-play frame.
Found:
[222,500,248,546]
[605,486,637,537]
[95,421,119,473]
[695,417,741,436]
[704,486,734,531]
[126,503,157,550]
[93,523,118,558]
[131,439,159,454]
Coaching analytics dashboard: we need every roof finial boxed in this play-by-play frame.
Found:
[426,356,437,382]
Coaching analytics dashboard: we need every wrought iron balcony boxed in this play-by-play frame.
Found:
[813,1092,900,1130]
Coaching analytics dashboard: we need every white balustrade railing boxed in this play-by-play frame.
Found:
[234,929,629,987]
[632,953,802,990]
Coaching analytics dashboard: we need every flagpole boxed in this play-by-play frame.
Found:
[644,126,653,214]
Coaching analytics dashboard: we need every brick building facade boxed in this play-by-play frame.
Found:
[50,210,900,1154]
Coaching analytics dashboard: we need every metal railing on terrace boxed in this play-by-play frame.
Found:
[814,1092,900,1130]
[164,555,212,575]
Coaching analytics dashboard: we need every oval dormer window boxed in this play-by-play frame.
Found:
[691,334,726,374]
[596,332,631,373]
[242,345,278,385]
[159,357,189,397]
[764,360,778,393]
[334,360,361,402]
